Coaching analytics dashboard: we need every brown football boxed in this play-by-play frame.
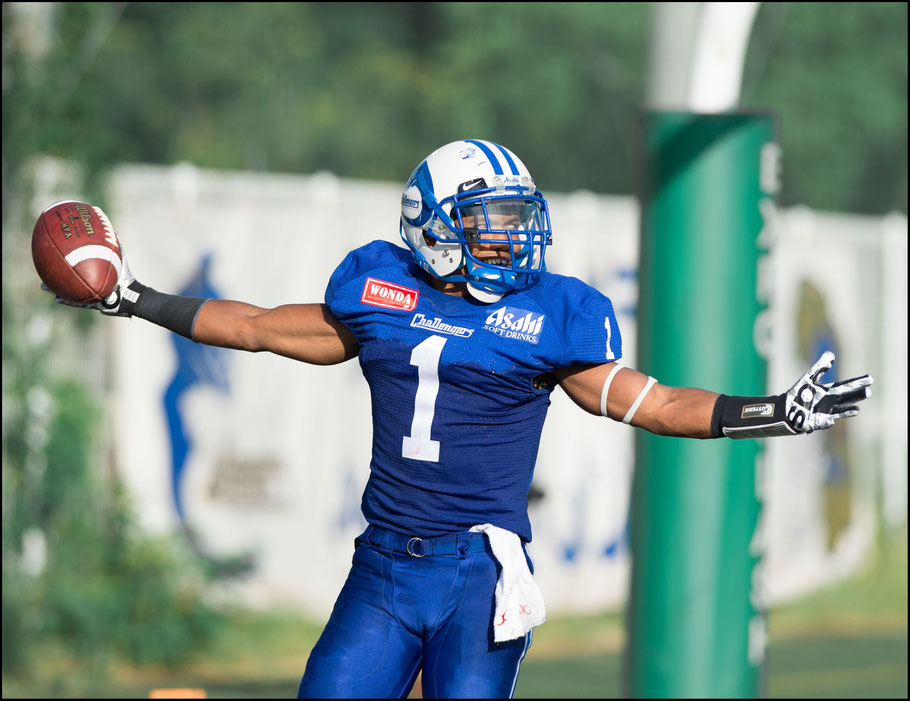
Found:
[32,200,122,304]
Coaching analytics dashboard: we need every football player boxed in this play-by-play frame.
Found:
[46,139,873,698]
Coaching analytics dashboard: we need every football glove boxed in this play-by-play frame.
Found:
[715,351,873,439]
[782,351,873,433]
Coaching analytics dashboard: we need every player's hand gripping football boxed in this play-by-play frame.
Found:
[41,244,139,317]
[782,351,873,434]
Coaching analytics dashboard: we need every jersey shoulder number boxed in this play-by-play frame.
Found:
[528,273,623,367]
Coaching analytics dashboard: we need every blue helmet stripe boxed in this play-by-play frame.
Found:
[415,161,436,207]
[490,141,520,175]
[403,161,436,227]
[465,139,504,175]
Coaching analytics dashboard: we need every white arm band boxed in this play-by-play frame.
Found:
[622,376,657,425]
[599,364,624,417]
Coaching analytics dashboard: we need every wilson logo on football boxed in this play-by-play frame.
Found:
[361,278,418,311]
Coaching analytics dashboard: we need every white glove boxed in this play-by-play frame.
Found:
[783,351,873,433]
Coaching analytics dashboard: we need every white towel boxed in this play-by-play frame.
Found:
[470,523,546,642]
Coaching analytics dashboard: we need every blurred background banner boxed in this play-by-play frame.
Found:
[2,1,906,696]
[15,156,903,620]
[89,161,642,617]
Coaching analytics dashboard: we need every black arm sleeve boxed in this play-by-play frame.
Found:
[126,282,210,340]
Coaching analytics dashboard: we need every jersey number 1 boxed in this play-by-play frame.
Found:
[402,335,446,462]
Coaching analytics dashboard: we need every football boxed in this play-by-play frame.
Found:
[32,200,122,304]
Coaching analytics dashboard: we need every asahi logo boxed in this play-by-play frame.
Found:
[742,403,774,419]
[361,278,418,311]
[483,306,545,344]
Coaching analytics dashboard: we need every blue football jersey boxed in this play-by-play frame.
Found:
[325,240,622,542]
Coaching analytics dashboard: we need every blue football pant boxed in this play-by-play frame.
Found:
[297,528,532,698]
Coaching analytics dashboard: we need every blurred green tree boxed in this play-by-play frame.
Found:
[743,2,908,213]
[3,2,905,214]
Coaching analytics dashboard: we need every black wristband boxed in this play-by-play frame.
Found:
[713,393,792,439]
[709,394,729,438]
[111,280,148,316]
[133,286,210,340]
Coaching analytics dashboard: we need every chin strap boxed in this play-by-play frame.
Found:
[465,282,503,303]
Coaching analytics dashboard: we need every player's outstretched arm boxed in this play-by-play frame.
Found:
[556,363,718,437]
[193,300,358,365]
[556,352,872,439]
[43,245,359,366]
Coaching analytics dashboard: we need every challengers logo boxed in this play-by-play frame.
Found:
[410,313,473,338]
[400,185,422,218]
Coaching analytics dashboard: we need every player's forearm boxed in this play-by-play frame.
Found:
[126,282,357,364]
[191,298,267,350]
[193,301,358,364]
[630,385,719,438]
[126,290,268,350]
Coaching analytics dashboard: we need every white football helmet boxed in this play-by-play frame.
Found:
[400,139,552,303]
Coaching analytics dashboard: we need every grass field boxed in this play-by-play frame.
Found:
[514,631,908,698]
[3,530,905,698]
